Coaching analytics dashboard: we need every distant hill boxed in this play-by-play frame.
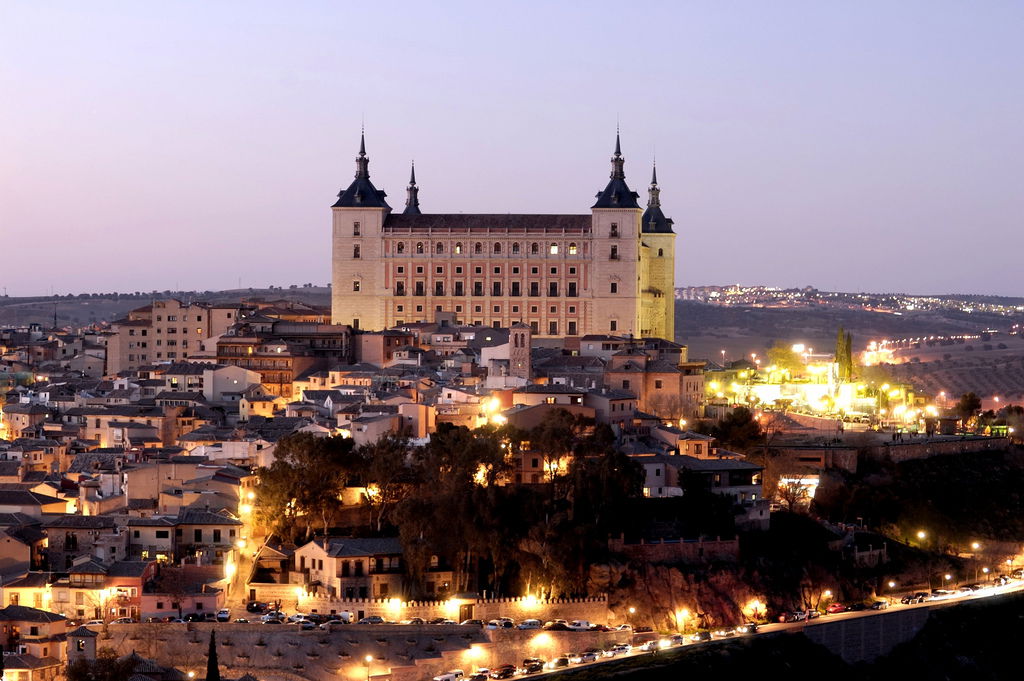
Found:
[0,286,331,328]
[676,300,1021,360]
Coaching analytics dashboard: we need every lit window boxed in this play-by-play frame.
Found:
[549,243,559,255]
[569,243,577,255]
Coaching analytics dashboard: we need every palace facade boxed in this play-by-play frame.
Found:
[331,134,676,339]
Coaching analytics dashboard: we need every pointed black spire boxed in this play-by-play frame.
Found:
[647,163,661,209]
[592,130,639,209]
[333,132,391,209]
[403,161,421,215]
[355,130,369,179]
[610,131,625,180]
[641,160,674,233]
[206,630,221,681]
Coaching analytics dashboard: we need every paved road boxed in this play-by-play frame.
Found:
[518,578,1024,679]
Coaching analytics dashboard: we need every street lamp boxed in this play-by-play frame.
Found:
[365,654,373,681]
[971,542,981,551]
[916,530,926,542]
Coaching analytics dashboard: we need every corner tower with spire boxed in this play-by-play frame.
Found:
[591,131,644,337]
[638,162,677,340]
[331,132,392,330]
[403,162,421,215]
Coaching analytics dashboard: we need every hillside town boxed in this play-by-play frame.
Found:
[0,292,1019,680]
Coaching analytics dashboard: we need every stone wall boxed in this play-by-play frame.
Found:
[242,592,610,627]
[608,535,740,563]
[97,619,628,681]
[869,436,1009,464]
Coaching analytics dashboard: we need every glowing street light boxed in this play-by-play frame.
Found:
[887,581,896,588]
[971,542,981,551]
[365,654,374,681]
[628,607,636,615]
[916,530,927,541]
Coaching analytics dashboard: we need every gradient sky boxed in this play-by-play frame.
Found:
[2,1,1022,297]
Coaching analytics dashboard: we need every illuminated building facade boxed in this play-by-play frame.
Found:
[331,134,677,339]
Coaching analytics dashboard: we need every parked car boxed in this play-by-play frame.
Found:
[400,618,425,625]
[111,617,135,625]
[542,621,569,631]
[357,616,385,625]
[245,601,268,613]
[712,628,735,638]
[807,610,821,619]
[613,624,632,631]
[163,616,185,623]
[546,657,570,670]
[611,644,631,655]
[489,664,516,679]
[870,601,888,610]
[521,658,545,674]
[567,620,593,632]
[846,603,867,612]
[579,651,598,663]
[296,619,316,630]
[467,675,487,681]
[669,633,687,645]
[736,622,758,634]
[637,640,658,652]
[517,619,542,630]
[216,609,231,622]
[690,630,711,642]
[85,620,105,626]
[233,618,250,623]
[432,670,464,681]
[461,619,484,627]
[826,603,846,614]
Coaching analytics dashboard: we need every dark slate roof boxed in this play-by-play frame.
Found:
[0,460,22,477]
[382,213,591,232]
[670,455,762,472]
[0,604,68,623]
[0,512,40,528]
[68,625,98,637]
[69,559,108,574]
[641,200,674,235]
[43,515,117,529]
[0,490,64,507]
[0,653,62,669]
[321,536,403,558]
[176,508,242,526]
[333,138,390,209]
[106,560,153,578]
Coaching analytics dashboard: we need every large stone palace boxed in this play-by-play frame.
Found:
[331,133,676,339]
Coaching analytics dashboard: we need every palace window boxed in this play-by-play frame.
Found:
[610,282,618,294]
[512,243,520,255]
[416,242,424,254]
[549,243,559,255]
[353,222,360,236]
[569,242,577,255]
[610,245,619,260]
[396,242,405,254]
[474,242,483,254]
[455,242,463,254]
[494,242,502,254]
[352,281,360,292]
[436,242,444,254]
[353,245,360,259]
[531,242,539,254]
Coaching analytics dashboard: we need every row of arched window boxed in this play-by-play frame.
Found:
[393,241,581,256]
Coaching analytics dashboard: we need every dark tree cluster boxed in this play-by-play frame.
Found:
[254,411,645,598]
